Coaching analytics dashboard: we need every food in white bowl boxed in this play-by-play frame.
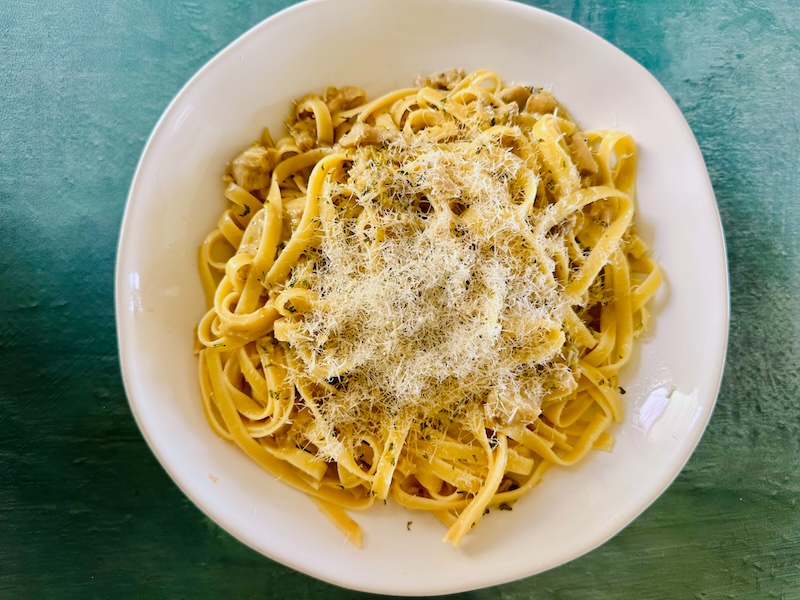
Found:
[116,0,727,594]
[195,68,662,548]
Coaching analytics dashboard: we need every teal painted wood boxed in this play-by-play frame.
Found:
[1,1,798,598]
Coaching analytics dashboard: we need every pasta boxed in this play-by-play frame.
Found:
[195,69,662,547]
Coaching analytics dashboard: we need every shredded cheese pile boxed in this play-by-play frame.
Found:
[283,108,578,457]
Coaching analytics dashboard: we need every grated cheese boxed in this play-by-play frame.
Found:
[284,106,579,458]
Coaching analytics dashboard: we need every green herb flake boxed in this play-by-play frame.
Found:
[498,503,513,511]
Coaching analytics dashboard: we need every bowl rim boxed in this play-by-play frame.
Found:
[115,0,730,594]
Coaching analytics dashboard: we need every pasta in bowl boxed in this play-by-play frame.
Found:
[116,0,727,594]
[195,69,661,547]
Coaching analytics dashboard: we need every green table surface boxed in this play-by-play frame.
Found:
[2,0,799,598]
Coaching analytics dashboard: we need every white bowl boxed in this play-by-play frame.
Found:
[116,0,728,594]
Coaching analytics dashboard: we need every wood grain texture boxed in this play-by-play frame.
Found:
[1,0,797,598]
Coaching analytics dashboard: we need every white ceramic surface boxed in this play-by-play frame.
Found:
[115,0,729,595]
